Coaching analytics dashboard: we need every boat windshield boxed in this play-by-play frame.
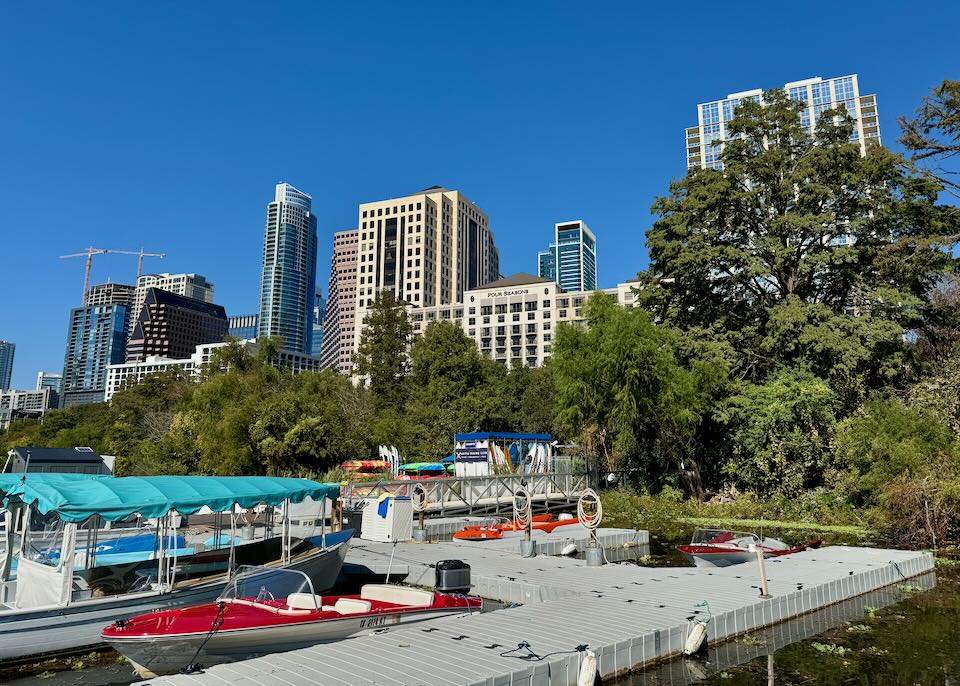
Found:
[219,565,316,604]
[690,529,760,546]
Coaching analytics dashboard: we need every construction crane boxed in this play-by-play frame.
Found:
[60,247,166,304]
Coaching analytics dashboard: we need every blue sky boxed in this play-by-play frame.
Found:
[1,2,958,389]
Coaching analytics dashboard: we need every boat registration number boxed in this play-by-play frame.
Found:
[360,614,401,629]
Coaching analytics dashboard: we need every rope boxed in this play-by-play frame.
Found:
[513,487,532,529]
[499,640,589,661]
[181,600,227,674]
[576,488,602,530]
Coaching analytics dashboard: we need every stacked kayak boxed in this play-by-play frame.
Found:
[340,460,390,480]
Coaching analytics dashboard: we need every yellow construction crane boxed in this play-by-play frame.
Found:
[60,247,166,304]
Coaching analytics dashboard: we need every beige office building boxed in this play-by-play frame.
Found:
[408,273,637,368]
[352,185,499,361]
[319,229,360,374]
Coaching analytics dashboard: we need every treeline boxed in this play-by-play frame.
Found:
[3,80,959,544]
[0,334,555,477]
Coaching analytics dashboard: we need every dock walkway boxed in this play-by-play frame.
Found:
[151,537,932,686]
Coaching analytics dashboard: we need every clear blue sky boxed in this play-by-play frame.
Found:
[1,2,958,389]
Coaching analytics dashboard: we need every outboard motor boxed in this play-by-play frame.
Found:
[435,559,471,594]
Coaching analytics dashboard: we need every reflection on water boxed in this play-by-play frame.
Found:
[615,569,960,685]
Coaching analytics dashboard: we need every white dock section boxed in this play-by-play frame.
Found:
[151,543,933,686]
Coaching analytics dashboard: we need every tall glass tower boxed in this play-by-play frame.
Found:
[0,341,14,390]
[686,74,881,171]
[61,303,129,406]
[258,183,318,354]
[538,221,596,292]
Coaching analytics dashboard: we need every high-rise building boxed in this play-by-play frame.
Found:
[539,220,597,292]
[228,314,259,339]
[129,273,214,341]
[686,74,881,171]
[319,230,359,374]
[36,371,63,408]
[258,182,318,354]
[311,288,325,357]
[0,341,14,391]
[84,282,135,308]
[125,288,228,362]
[352,186,499,361]
[61,298,130,407]
[537,246,556,282]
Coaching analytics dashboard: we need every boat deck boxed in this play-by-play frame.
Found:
[148,535,932,686]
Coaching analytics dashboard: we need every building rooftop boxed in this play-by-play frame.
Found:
[479,273,554,289]
[9,446,103,465]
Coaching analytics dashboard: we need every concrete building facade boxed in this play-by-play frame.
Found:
[0,388,53,431]
[687,74,881,170]
[409,273,636,369]
[352,186,499,367]
[84,282,135,308]
[0,341,14,391]
[258,183,318,354]
[319,229,359,374]
[105,339,323,401]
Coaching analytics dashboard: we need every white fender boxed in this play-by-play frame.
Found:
[682,621,708,656]
[558,512,574,521]
[577,649,598,686]
[561,542,578,556]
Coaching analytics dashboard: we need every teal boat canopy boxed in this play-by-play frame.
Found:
[0,472,108,494]
[3,475,341,523]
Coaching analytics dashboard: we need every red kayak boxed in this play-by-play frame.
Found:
[103,566,481,678]
[453,516,580,541]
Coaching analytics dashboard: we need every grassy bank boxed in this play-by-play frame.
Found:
[601,487,878,544]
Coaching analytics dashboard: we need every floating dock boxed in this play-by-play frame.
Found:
[150,532,933,686]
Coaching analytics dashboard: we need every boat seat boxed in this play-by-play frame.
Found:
[334,598,372,614]
[286,593,323,610]
[360,584,434,607]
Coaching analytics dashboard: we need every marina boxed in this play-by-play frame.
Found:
[148,525,933,686]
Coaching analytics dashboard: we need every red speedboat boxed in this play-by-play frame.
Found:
[102,566,481,678]
[677,528,822,568]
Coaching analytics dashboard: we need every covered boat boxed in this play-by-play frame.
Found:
[677,528,822,568]
[0,474,351,663]
[104,565,482,678]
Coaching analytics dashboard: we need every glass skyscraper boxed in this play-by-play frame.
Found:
[311,288,325,357]
[686,74,881,171]
[537,220,597,292]
[258,183,318,354]
[61,302,130,407]
[0,341,14,391]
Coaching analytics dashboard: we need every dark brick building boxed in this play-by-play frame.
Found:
[126,288,228,362]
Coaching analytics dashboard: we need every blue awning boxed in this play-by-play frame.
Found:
[455,432,552,441]
[4,475,341,523]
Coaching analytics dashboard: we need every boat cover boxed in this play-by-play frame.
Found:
[0,472,107,494]
[3,476,341,523]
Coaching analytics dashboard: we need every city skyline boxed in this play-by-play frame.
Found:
[2,4,957,388]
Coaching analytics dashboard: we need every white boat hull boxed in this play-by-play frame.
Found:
[109,606,473,678]
[0,539,349,663]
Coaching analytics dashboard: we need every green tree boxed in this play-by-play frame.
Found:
[638,88,959,405]
[405,321,505,458]
[352,289,413,410]
[899,80,960,197]
[550,293,717,486]
[718,369,839,497]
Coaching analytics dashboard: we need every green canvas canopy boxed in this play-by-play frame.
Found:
[3,475,340,523]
